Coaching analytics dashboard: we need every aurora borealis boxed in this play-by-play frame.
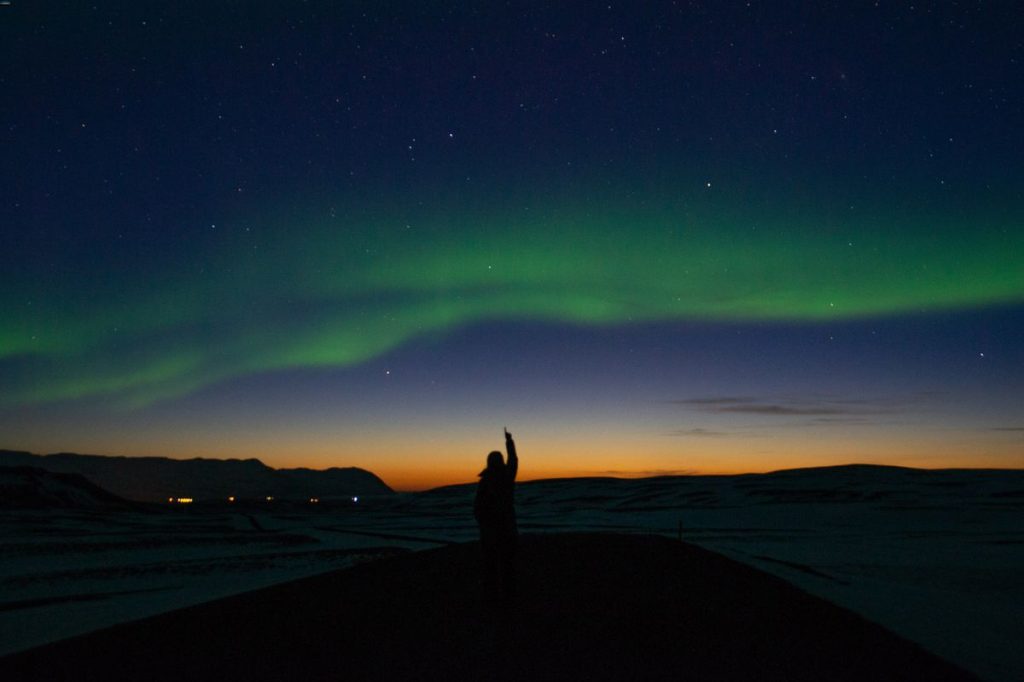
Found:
[3,3,1022,488]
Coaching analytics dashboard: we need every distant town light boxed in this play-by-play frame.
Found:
[309,497,319,504]
[172,497,193,504]
[265,496,274,502]
[228,496,235,503]
[352,496,359,503]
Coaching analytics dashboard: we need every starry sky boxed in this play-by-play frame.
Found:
[2,2,1022,489]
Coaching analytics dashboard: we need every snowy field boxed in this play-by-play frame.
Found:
[2,466,1022,680]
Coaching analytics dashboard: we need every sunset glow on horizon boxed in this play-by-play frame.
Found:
[10,420,1021,492]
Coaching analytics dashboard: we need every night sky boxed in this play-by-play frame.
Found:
[3,2,1022,488]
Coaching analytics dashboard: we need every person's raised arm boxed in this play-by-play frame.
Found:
[505,428,518,480]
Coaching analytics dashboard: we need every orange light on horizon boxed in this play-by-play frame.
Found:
[73,429,1024,494]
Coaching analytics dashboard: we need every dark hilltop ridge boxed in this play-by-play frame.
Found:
[0,466,132,510]
[0,449,393,503]
[0,533,975,682]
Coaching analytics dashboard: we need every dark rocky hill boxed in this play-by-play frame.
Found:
[0,465,131,509]
[0,450,393,502]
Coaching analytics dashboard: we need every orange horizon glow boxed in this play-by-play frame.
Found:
[378,457,1024,491]
[10,431,1021,492]
[205,431,1024,492]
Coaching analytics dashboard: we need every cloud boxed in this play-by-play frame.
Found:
[718,404,848,416]
[670,397,756,406]
[671,395,902,421]
[667,427,730,437]
[804,416,875,426]
[989,426,1024,432]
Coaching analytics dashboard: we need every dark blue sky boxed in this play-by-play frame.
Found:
[2,2,1022,487]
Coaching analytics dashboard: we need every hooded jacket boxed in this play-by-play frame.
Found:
[474,435,518,535]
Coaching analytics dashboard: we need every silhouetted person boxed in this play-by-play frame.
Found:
[474,428,518,606]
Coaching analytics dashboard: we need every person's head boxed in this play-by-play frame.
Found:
[486,450,504,469]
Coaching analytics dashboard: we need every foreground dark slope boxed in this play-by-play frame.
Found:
[0,533,974,682]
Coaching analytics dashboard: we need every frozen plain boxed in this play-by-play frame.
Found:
[1,465,1021,681]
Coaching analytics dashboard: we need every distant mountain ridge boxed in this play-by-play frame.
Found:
[0,466,132,509]
[0,450,393,502]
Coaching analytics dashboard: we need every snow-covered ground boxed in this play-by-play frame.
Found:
[2,466,1022,680]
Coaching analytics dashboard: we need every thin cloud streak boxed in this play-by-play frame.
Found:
[666,428,731,438]
[671,395,906,419]
[716,405,849,416]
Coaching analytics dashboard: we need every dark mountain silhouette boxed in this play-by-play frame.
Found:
[0,450,393,502]
[0,465,131,510]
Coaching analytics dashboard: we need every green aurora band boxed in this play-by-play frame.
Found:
[3,195,1022,407]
